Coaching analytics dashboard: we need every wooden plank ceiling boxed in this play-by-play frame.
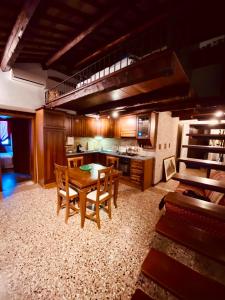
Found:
[0,0,225,119]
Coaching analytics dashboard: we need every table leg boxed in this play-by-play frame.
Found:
[113,178,119,208]
[79,189,86,228]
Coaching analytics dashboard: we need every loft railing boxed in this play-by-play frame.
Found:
[45,26,167,104]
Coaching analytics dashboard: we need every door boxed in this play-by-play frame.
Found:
[12,118,31,174]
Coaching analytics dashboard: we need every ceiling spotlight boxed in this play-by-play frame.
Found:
[214,110,224,118]
[112,111,119,118]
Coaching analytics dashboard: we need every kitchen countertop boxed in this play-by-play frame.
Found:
[66,150,155,160]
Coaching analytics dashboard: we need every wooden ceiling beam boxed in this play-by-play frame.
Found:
[51,0,97,22]
[172,105,225,120]
[78,84,189,114]
[118,97,225,116]
[46,6,119,67]
[73,12,168,71]
[0,0,40,71]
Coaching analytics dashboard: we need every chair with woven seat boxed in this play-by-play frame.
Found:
[67,156,84,168]
[54,163,79,224]
[85,166,113,229]
[106,155,119,169]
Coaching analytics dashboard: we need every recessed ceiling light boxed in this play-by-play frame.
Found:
[112,111,119,118]
[214,110,224,117]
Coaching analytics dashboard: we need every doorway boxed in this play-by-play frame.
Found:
[0,112,35,197]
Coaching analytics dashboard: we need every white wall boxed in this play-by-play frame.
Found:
[12,63,47,85]
[153,112,179,184]
[0,69,45,112]
[0,64,71,113]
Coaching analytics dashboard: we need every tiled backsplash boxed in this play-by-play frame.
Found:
[72,137,138,151]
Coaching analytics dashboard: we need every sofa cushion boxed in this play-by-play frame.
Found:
[205,170,225,205]
[176,183,205,196]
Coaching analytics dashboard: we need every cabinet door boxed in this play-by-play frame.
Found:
[114,118,121,138]
[44,110,65,129]
[83,154,94,164]
[44,129,65,184]
[120,115,136,137]
[85,117,98,137]
[65,114,72,136]
[96,153,106,166]
[72,117,85,137]
[99,118,115,137]
[137,115,150,139]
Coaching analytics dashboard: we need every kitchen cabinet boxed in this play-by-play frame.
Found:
[130,158,154,190]
[120,115,136,137]
[44,128,65,184]
[137,115,150,139]
[99,118,114,137]
[114,118,121,138]
[65,114,72,136]
[73,117,85,137]
[83,117,115,138]
[36,109,66,187]
[96,153,106,165]
[136,112,157,148]
[84,117,98,137]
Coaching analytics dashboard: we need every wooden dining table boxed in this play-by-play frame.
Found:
[68,163,120,228]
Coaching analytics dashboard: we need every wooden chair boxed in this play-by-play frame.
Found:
[67,156,84,168]
[85,166,113,229]
[106,155,119,169]
[54,163,79,224]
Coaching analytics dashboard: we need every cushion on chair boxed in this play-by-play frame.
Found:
[87,190,109,201]
[59,187,78,197]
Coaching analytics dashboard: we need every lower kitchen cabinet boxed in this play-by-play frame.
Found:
[130,158,154,191]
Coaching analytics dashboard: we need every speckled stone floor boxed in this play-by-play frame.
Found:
[0,175,224,299]
[0,183,165,299]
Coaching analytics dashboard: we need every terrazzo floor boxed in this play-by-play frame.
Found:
[0,173,224,299]
[0,183,165,300]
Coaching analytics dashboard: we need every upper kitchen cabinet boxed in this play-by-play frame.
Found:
[85,117,98,137]
[120,115,137,137]
[99,118,114,138]
[44,110,65,129]
[137,115,150,139]
[137,112,157,148]
[83,117,115,138]
[73,117,85,137]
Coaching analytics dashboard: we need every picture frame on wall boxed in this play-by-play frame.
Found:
[163,156,176,181]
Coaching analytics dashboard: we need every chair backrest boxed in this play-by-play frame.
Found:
[106,155,119,169]
[96,166,113,201]
[55,163,69,195]
[67,156,84,168]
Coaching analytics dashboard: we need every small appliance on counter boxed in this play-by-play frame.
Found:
[76,144,83,153]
